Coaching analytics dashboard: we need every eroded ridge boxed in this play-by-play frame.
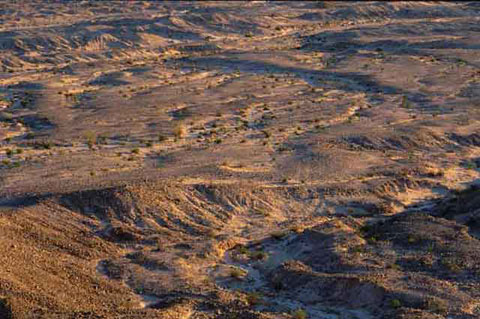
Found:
[1,1,480,318]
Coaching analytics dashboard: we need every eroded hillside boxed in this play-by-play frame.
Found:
[1,1,480,318]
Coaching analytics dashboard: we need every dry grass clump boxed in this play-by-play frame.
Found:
[173,122,187,139]
[229,267,246,280]
[423,296,448,314]
[271,230,287,240]
[84,130,97,149]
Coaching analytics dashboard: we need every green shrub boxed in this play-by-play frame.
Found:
[292,308,308,319]
[401,95,412,109]
[236,245,249,255]
[465,161,477,170]
[390,299,401,309]
[42,142,50,149]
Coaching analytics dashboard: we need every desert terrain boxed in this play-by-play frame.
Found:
[1,1,480,318]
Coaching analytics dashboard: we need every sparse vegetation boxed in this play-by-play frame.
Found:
[246,292,262,305]
[292,308,308,319]
[1,3,480,319]
[424,297,448,314]
[229,267,246,280]
[390,299,401,309]
[250,250,268,261]
[173,122,187,139]
[465,161,477,170]
[401,95,412,109]
[271,230,287,240]
[25,132,35,139]
[84,131,97,149]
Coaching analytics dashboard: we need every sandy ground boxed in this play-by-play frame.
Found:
[1,1,480,318]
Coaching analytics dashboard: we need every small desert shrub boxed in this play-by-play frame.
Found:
[42,141,53,149]
[5,149,13,157]
[230,267,246,280]
[441,257,462,273]
[84,131,96,149]
[407,235,418,244]
[246,292,262,305]
[465,161,477,170]
[158,134,167,142]
[401,95,412,109]
[15,148,23,154]
[221,160,231,167]
[236,245,249,255]
[386,263,402,271]
[255,208,270,217]
[271,231,287,240]
[292,308,308,319]
[25,132,35,139]
[173,122,187,139]
[205,229,217,238]
[424,297,448,314]
[131,148,140,154]
[97,135,107,144]
[390,299,402,309]
[289,225,304,233]
[250,250,268,261]
[0,112,13,122]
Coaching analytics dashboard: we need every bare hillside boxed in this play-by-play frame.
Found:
[1,2,480,318]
